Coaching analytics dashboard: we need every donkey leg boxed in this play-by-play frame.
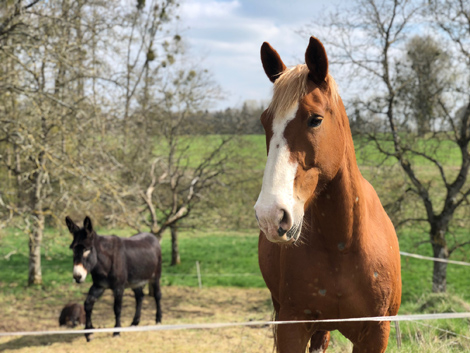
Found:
[151,279,162,323]
[112,287,124,337]
[84,285,104,342]
[131,287,145,326]
[309,331,330,353]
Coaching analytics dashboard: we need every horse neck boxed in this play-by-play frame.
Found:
[306,120,365,249]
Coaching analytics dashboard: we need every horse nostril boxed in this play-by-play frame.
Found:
[280,209,288,225]
[277,208,292,237]
[278,209,290,237]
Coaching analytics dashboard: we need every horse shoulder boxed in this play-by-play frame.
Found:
[360,177,402,309]
[360,177,396,238]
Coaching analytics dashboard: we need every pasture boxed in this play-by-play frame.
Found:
[1,228,470,352]
[1,135,470,352]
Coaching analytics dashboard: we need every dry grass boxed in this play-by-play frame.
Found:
[1,286,469,353]
[0,286,275,353]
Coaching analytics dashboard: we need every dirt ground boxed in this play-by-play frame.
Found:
[0,286,278,353]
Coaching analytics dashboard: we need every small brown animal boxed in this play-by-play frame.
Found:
[59,303,85,328]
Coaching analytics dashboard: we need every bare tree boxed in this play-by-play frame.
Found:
[0,0,234,286]
[302,0,470,292]
[0,0,42,41]
[110,63,228,265]
[0,0,140,285]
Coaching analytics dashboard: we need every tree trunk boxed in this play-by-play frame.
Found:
[151,222,162,243]
[28,166,45,286]
[28,213,44,286]
[431,227,448,293]
[15,145,22,207]
[171,226,180,266]
[417,118,431,137]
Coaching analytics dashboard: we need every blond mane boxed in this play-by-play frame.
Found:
[267,64,339,118]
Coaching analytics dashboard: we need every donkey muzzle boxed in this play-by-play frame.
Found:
[73,264,87,283]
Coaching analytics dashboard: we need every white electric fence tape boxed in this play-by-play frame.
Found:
[2,312,470,338]
[399,251,470,266]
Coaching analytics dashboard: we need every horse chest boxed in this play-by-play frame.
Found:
[260,240,389,319]
[278,273,387,325]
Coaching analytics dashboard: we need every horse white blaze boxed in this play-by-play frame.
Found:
[73,263,87,283]
[254,104,303,242]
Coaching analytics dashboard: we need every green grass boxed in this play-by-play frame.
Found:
[1,227,470,352]
[397,227,470,302]
[203,134,464,170]
[160,230,263,288]
[1,226,469,303]
[0,228,265,297]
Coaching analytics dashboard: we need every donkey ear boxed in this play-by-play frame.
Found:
[261,42,287,83]
[65,216,79,234]
[305,36,328,85]
[83,216,93,234]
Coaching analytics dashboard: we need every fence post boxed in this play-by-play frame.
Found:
[394,321,402,349]
[196,261,202,289]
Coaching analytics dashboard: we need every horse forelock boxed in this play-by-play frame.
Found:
[267,64,339,120]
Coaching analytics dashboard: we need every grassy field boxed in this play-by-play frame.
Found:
[1,133,469,352]
[1,227,470,352]
[2,227,469,301]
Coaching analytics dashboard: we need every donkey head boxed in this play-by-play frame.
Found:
[66,216,98,283]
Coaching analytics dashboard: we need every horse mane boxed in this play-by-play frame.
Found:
[267,64,339,118]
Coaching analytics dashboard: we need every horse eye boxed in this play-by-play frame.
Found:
[307,115,323,128]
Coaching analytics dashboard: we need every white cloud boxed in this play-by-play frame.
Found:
[180,0,241,20]
[178,0,339,110]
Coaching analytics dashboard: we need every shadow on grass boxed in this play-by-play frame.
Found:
[0,333,82,351]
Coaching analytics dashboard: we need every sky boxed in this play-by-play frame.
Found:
[178,0,341,110]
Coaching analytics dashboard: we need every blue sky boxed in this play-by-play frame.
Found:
[178,0,341,110]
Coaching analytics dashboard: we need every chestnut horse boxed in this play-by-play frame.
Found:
[254,37,401,353]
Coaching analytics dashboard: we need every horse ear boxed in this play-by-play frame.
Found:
[305,36,328,85]
[261,42,287,83]
[83,216,93,234]
[65,216,79,234]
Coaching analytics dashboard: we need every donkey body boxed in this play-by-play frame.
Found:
[66,216,162,341]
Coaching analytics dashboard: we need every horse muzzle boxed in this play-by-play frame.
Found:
[254,197,304,243]
[269,220,302,243]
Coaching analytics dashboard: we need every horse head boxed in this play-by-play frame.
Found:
[254,37,348,244]
[66,216,98,283]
